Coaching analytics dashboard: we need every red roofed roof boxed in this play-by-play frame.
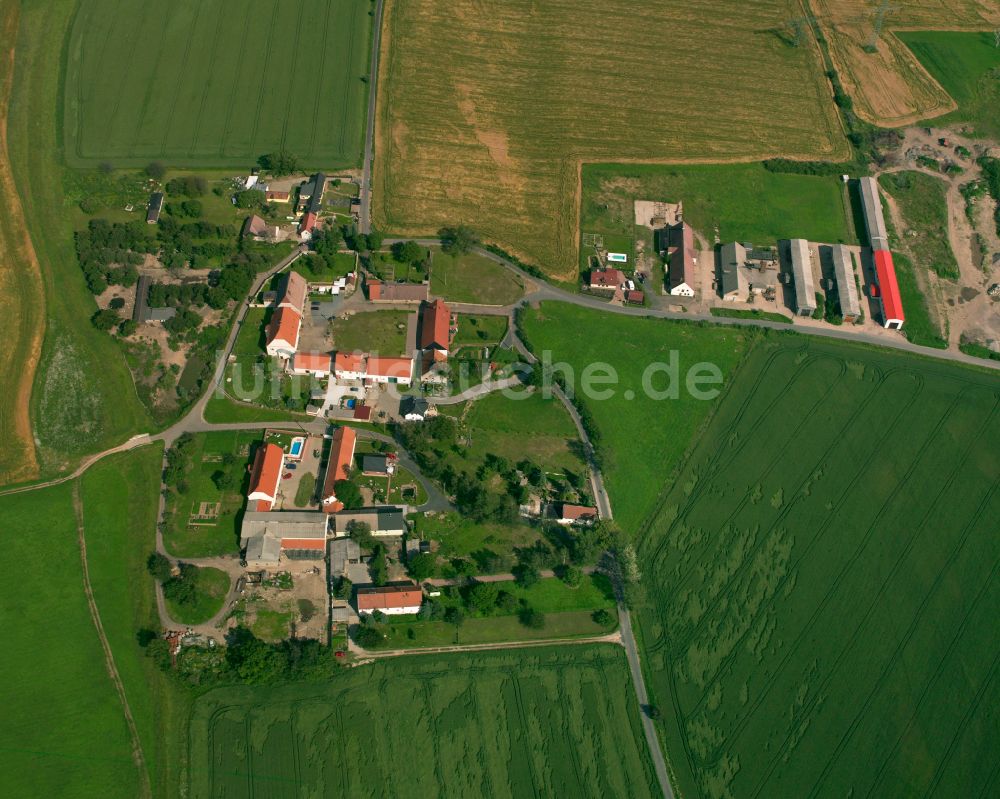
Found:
[254,499,273,512]
[299,212,318,233]
[590,268,626,289]
[357,584,423,611]
[366,356,413,380]
[322,427,357,511]
[293,352,332,372]
[266,190,290,201]
[626,290,644,304]
[334,351,366,375]
[266,307,301,350]
[280,538,327,551]
[248,443,283,505]
[420,299,451,351]
[561,503,598,521]
[873,250,905,325]
[353,404,372,420]
[367,280,383,300]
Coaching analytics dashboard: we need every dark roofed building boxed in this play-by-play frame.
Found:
[400,395,430,420]
[361,454,393,476]
[146,192,163,224]
[665,222,697,297]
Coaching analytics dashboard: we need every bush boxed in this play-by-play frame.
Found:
[80,197,102,214]
[109,296,125,310]
[355,626,384,649]
[146,551,173,582]
[91,308,120,331]
[146,161,167,180]
[592,608,615,626]
[519,606,545,629]
[298,599,316,623]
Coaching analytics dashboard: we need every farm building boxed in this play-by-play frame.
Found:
[419,299,453,360]
[321,426,358,512]
[132,275,177,324]
[333,507,407,537]
[297,173,327,213]
[858,177,890,252]
[247,443,284,512]
[590,268,625,291]
[242,214,270,239]
[830,245,862,323]
[788,239,817,316]
[264,307,301,358]
[366,357,413,386]
[146,192,163,224]
[873,250,905,329]
[265,190,290,203]
[664,222,697,297]
[719,243,749,301]
[291,352,333,378]
[356,583,423,615]
[400,395,430,421]
[278,271,308,313]
[334,352,367,381]
[298,212,319,239]
[328,537,362,577]
[353,404,373,421]
[367,280,429,303]
[625,290,645,305]
[240,511,330,568]
[558,503,599,526]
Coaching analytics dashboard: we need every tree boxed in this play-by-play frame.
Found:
[297,599,316,623]
[335,480,363,511]
[556,564,582,587]
[233,189,263,209]
[519,605,545,629]
[444,606,465,626]
[438,225,479,254]
[135,628,159,648]
[369,543,388,586]
[391,240,425,264]
[592,608,615,627]
[144,638,173,671]
[496,590,519,613]
[365,229,384,251]
[346,519,373,548]
[355,625,383,649]
[406,551,436,581]
[212,469,238,492]
[109,296,125,310]
[91,308,120,331]
[258,150,299,176]
[466,581,499,614]
[146,161,166,180]
[118,319,138,337]
[146,552,173,582]
[513,562,540,589]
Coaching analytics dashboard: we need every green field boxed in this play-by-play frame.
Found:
[0,445,182,797]
[520,301,752,530]
[710,307,793,324]
[452,314,509,347]
[429,247,525,305]
[898,31,1000,138]
[879,171,959,279]
[632,336,1000,798]
[332,309,410,356]
[582,162,858,252]
[188,646,660,798]
[64,0,372,167]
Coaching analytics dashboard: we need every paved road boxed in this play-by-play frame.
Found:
[358,0,385,234]
[432,375,524,405]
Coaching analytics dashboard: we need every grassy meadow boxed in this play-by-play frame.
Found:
[332,309,410,356]
[375,0,847,278]
[64,0,372,167]
[429,247,525,305]
[898,30,1000,138]
[520,301,753,531]
[188,646,660,798]
[632,336,1000,798]
[879,171,959,279]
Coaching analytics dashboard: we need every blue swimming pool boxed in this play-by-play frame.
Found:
[289,437,305,458]
[345,399,357,409]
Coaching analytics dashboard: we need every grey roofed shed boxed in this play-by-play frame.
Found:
[333,506,407,537]
[858,177,890,251]
[329,537,361,576]
[719,242,748,298]
[362,454,390,474]
[788,239,817,315]
[831,244,861,320]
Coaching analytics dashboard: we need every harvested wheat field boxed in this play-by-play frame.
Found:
[375,0,847,279]
[0,1,42,484]
[815,0,1000,127]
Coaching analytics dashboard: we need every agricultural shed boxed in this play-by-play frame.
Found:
[361,454,393,476]
[329,537,361,576]
[356,583,423,615]
[247,443,285,512]
[873,250,905,329]
[788,239,817,316]
[334,351,367,381]
[240,511,330,567]
[665,222,697,297]
[365,357,414,386]
[367,280,429,303]
[859,177,890,251]
[419,299,452,358]
[146,192,163,224]
[558,503,598,525]
[321,426,358,512]
[265,307,301,358]
[292,352,333,377]
[333,506,407,537]
[831,244,861,322]
[719,242,748,301]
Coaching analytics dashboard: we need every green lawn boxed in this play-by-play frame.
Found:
[429,246,525,305]
[412,511,544,563]
[164,566,230,625]
[331,309,411,356]
[251,609,293,642]
[388,466,428,506]
[188,646,660,798]
[0,483,143,797]
[879,171,959,279]
[634,335,1000,799]
[64,0,372,167]
[452,314,508,347]
[893,254,948,350]
[490,573,617,614]
[520,301,753,531]
[11,0,151,473]
[710,307,792,324]
[898,31,1000,139]
[582,162,857,252]
[163,431,260,558]
[369,251,428,283]
[80,446,188,797]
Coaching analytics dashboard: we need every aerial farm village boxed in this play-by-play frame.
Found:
[4,1,1000,798]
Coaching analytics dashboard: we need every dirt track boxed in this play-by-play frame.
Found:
[0,1,43,484]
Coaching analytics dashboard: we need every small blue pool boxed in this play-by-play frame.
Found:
[345,399,357,409]
[289,436,305,458]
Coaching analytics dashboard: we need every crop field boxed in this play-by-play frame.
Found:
[813,0,998,127]
[375,0,847,279]
[64,0,372,167]
[631,336,1000,798]
[188,646,659,798]
[897,30,1000,138]
[519,302,752,530]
